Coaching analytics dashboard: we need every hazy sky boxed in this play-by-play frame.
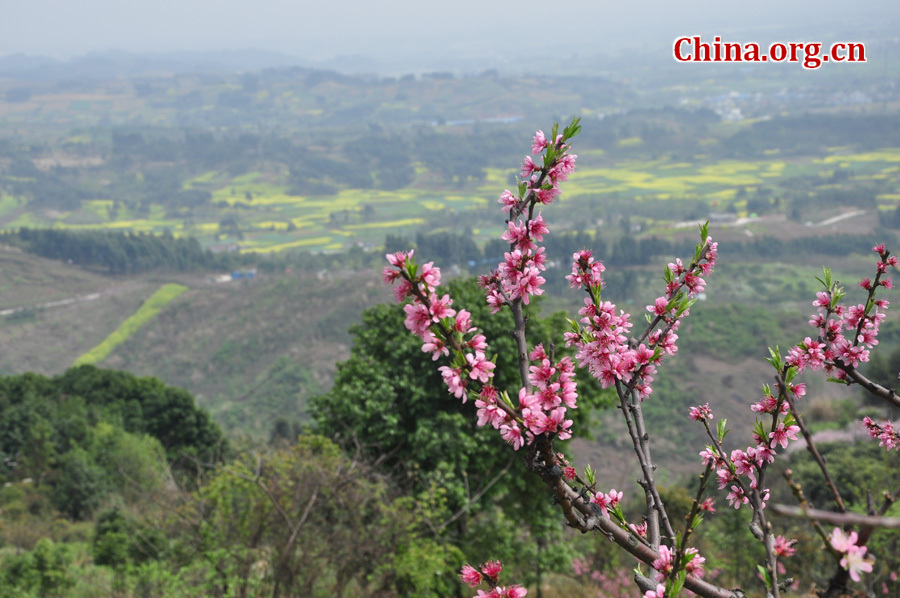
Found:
[2,0,897,63]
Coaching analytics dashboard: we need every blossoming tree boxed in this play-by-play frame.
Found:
[382,119,900,598]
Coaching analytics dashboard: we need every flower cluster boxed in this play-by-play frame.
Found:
[786,245,896,377]
[383,250,496,402]
[862,416,898,450]
[689,403,713,421]
[651,545,706,582]
[459,561,527,598]
[830,528,873,582]
[481,126,579,314]
[695,375,807,510]
[565,234,717,403]
[589,487,623,518]
[698,430,776,511]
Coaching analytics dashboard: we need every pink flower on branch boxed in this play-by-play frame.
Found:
[644,584,667,598]
[863,417,899,450]
[460,564,482,587]
[773,535,796,558]
[830,528,874,582]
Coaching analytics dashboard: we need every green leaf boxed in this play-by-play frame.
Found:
[676,298,696,318]
[667,569,687,598]
[757,565,772,589]
[753,420,767,442]
[584,464,596,486]
[785,366,797,384]
[563,115,582,139]
[716,419,728,443]
[699,220,710,241]
[765,346,782,370]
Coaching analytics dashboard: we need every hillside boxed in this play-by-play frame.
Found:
[0,246,159,376]
[0,248,390,434]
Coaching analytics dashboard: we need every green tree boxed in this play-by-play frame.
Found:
[311,277,610,584]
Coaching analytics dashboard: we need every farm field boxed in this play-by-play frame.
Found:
[2,147,899,253]
[73,282,188,366]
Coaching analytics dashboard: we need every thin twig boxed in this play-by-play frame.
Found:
[782,387,846,513]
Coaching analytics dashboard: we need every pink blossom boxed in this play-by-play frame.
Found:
[644,584,667,598]
[689,403,713,421]
[699,497,716,512]
[522,408,549,435]
[503,586,528,598]
[421,332,449,360]
[499,190,518,213]
[521,155,538,178]
[813,291,831,310]
[527,213,549,242]
[385,249,413,267]
[830,528,873,582]
[531,130,548,154]
[769,422,800,449]
[647,297,671,317]
[630,521,648,537]
[652,544,674,580]
[382,265,401,284]
[460,564,482,587]
[773,536,796,557]
[862,417,898,450]
[466,351,496,383]
[468,334,488,352]
[500,422,524,450]
[428,293,456,323]
[392,278,414,302]
[727,485,749,509]
[481,560,503,582]
[420,261,441,288]
[403,303,432,335]
[454,309,474,333]
[699,448,719,465]
[685,547,706,578]
[439,366,467,401]
[535,186,560,204]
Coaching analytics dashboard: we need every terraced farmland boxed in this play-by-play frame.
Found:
[2,146,899,253]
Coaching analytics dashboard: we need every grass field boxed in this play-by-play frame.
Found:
[73,283,188,366]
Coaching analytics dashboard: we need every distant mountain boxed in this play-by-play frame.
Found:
[0,49,308,80]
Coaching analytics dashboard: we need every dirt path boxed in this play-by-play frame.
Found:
[0,281,145,317]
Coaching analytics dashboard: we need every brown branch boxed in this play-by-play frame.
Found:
[673,462,714,582]
[615,382,662,548]
[546,474,742,598]
[840,366,900,409]
[782,469,833,549]
[782,387,846,513]
[769,504,900,528]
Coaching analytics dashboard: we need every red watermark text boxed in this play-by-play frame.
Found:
[673,36,866,69]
